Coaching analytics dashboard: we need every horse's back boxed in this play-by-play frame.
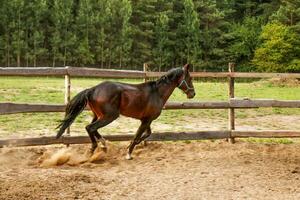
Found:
[88,81,162,120]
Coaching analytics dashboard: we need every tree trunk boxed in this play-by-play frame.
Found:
[17,8,21,67]
[17,54,20,67]
[101,43,104,68]
[187,45,190,64]
[63,47,67,66]
[108,47,111,68]
[33,40,36,67]
[52,56,56,67]
[119,48,122,67]
[100,28,104,68]
[33,57,36,67]
[25,29,29,67]
[159,55,162,72]
[6,33,10,67]
[7,45,10,67]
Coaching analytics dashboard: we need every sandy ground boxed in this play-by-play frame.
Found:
[1,141,300,200]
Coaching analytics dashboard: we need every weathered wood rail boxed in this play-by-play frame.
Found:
[1,130,300,148]
[0,67,145,78]
[1,65,300,148]
[2,66,300,78]
[0,131,230,148]
[2,99,300,115]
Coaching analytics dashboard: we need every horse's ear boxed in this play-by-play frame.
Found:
[183,64,190,71]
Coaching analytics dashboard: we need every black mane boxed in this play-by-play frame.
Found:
[156,67,183,85]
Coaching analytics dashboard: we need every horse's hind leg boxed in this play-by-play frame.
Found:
[86,114,118,153]
[94,132,106,148]
[87,130,98,153]
[86,116,98,152]
[91,115,107,149]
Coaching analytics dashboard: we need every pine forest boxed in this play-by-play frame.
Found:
[1,0,300,72]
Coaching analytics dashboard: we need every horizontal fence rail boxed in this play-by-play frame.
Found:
[1,130,300,148]
[0,103,65,114]
[2,67,300,78]
[232,130,300,138]
[0,67,67,76]
[0,67,145,78]
[0,131,230,147]
[0,131,227,147]
[146,71,300,78]
[1,99,300,115]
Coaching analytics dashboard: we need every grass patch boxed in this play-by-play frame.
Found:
[244,138,294,144]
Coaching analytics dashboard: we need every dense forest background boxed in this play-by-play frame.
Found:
[0,0,300,72]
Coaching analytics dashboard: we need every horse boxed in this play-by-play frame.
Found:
[56,64,195,160]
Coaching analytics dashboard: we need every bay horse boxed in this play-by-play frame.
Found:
[56,64,195,160]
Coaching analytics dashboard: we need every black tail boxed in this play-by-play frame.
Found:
[56,89,90,139]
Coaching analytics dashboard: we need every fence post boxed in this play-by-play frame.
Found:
[228,62,235,143]
[143,63,148,146]
[65,66,71,137]
[143,63,148,82]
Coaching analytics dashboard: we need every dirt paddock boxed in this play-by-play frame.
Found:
[1,141,300,200]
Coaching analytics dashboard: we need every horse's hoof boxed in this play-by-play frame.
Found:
[101,146,108,153]
[89,147,96,154]
[125,153,133,160]
[99,138,106,147]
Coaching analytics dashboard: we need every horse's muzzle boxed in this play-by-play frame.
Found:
[187,91,196,99]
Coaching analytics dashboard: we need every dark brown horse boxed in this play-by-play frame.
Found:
[56,64,195,159]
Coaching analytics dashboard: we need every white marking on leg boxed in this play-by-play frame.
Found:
[96,138,107,153]
[125,153,132,160]
[100,138,106,147]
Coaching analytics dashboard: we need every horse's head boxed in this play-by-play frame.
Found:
[178,64,195,99]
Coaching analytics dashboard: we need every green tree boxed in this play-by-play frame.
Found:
[229,16,262,68]
[153,12,171,71]
[50,0,74,67]
[74,0,94,66]
[116,0,132,67]
[27,0,47,67]
[0,1,13,66]
[252,22,300,72]
[177,0,200,69]
[154,0,174,69]
[272,0,300,28]
[195,0,230,71]
[130,0,156,69]
[90,0,111,68]
[10,0,26,67]
[257,0,280,23]
[0,0,296,70]
[105,0,132,68]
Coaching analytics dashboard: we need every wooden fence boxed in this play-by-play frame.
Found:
[1,64,300,148]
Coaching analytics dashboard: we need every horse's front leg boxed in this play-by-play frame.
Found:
[126,120,151,160]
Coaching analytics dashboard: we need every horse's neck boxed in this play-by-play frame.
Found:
[157,81,177,104]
